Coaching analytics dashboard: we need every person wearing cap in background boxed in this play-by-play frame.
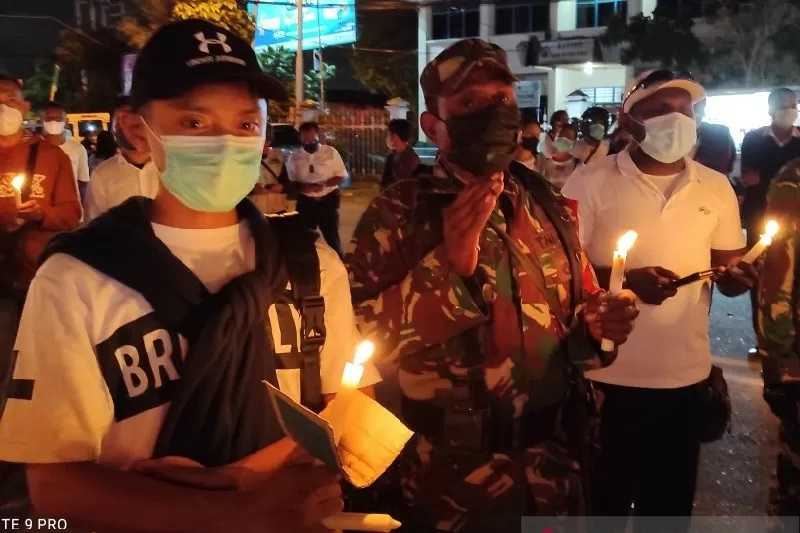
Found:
[380,118,420,189]
[84,95,160,221]
[347,38,639,532]
[0,19,390,532]
[511,117,541,171]
[740,88,800,360]
[572,106,611,167]
[562,70,757,530]
[248,126,292,214]
[537,122,578,190]
[40,101,90,202]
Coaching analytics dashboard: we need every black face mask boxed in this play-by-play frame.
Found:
[303,141,320,154]
[442,103,521,176]
[521,137,539,153]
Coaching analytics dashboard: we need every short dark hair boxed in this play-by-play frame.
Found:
[582,106,609,126]
[0,73,22,90]
[299,121,320,134]
[521,117,540,129]
[388,119,413,142]
[550,110,569,125]
[114,95,130,110]
[769,88,796,111]
[41,101,66,114]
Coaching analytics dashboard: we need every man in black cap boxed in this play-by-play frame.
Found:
[0,19,381,532]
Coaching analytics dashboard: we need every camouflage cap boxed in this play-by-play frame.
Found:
[420,38,516,102]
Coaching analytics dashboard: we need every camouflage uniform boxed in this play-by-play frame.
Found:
[759,158,800,516]
[348,150,611,531]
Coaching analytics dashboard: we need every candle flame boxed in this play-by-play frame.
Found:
[615,230,638,255]
[341,361,365,389]
[354,340,375,366]
[10,174,24,191]
[765,220,780,238]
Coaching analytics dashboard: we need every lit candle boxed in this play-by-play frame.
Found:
[341,340,375,389]
[322,512,402,532]
[601,230,638,352]
[741,220,780,264]
[10,174,24,208]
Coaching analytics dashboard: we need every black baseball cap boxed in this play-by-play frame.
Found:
[130,19,287,109]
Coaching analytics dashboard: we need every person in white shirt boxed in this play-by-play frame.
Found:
[562,70,758,529]
[287,122,348,255]
[40,101,90,200]
[85,96,159,220]
[0,20,372,532]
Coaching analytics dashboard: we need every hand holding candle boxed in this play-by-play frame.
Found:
[602,230,638,352]
[10,174,24,209]
[741,219,780,264]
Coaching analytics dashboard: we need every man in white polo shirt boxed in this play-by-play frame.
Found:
[563,70,757,528]
[41,101,90,200]
[287,122,348,255]
[85,96,159,220]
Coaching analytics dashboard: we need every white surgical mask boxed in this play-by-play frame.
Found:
[43,120,66,135]
[638,112,698,164]
[0,104,23,136]
[773,108,798,129]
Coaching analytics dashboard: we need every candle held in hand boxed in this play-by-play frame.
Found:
[10,174,24,208]
[601,230,638,352]
[741,219,779,264]
[340,340,375,389]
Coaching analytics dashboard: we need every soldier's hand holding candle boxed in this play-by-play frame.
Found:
[585,290,639,346]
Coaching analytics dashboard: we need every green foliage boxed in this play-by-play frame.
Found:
[257,47,336,119]
[349,10,417,110]
[118,0,254,49]
[603,0,800,89]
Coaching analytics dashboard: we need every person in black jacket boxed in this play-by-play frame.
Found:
[380,118,420,189]
[0,20,384,533]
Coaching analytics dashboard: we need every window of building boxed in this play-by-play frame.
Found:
[582,86,624,105]
[432,5,480,40]
[576,0,627,28]
[495,2,550,35]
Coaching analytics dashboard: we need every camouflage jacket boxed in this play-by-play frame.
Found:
[347,161,608,429]
[760,158,800,385]
[347,165,607,525]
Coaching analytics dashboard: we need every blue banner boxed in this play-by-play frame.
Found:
[249,0,356,51]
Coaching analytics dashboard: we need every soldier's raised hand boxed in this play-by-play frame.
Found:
[443,173,504,277]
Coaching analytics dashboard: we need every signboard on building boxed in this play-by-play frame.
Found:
[537,38,594,65]
[515,79,542,109]
[249,0,357,51]
[121,53,137,96]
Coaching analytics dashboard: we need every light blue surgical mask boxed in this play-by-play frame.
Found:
[553,137,575,153]
[589,123,606,141]
[143,119,265,212]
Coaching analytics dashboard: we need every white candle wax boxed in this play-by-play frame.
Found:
[742,220,780,264]
[601,231,638,352]
[322,512,402,532]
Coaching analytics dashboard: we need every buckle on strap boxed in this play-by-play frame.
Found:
[300,295,326,352]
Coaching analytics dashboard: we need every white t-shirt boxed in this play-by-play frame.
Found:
[85,155,160,221]
[287,144,348,198]
[562,150,744,389]
[58,138,90,184]
[0,221,379,467]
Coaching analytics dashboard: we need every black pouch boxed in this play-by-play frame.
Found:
[697,365,732,443]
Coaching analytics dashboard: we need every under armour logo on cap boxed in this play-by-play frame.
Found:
[195,31,232,54]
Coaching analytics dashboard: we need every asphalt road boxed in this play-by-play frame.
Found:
[338,182,778,517]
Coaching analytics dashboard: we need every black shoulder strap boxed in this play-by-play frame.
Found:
[22,142,39,200]
[268,213,325,411]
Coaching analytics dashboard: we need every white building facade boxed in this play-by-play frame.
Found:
[415,0,658,124]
